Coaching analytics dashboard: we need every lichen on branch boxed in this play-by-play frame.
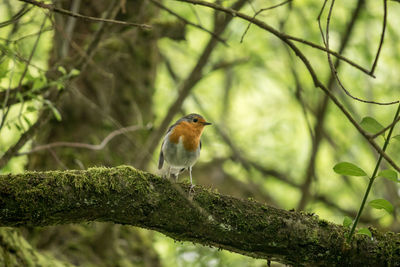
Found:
[0,166,399,266]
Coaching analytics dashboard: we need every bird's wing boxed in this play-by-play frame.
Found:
[167,120,180,133]
[159,119,182,169]
[200,140,202,150]
[158,140,165,169]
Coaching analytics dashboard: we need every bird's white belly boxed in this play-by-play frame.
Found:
[163,136,200,168]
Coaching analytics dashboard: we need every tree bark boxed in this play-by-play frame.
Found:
[29,0,160,170]
[1,166,398,266]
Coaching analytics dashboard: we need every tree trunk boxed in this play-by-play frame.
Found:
[29,0,159,170]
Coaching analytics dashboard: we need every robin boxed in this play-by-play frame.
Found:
[158,113,212,188]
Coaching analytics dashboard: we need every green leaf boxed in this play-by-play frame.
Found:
[22,115,32,127]
[378,169,399,182]
[368,199,393,214]
[44,100,62,121]
[392,135,400,142]
[26,105,36,112]
[58,66,67,75]
[342,216,352,228]
[32,76,47,92]
[360,117,384,135]
[14,122,23,132]
[357,228,372,238]
[50,106,62,121]
[333,162,367,176]
[69,68,80,77]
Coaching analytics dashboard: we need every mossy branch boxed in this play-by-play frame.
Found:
[0,166,399,266]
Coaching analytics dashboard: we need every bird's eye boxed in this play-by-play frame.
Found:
[193,118,198,122]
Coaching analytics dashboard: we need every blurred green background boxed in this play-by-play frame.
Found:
[1,0,400,266]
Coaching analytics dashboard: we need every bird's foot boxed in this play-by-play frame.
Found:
[189,184,195,196]
[170,174,179,182]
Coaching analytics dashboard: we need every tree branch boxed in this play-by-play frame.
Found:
[18,0,151,29]
[0,166,399,266]
[150,0,228,45]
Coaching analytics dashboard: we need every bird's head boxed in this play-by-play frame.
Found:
[182,113,212,129]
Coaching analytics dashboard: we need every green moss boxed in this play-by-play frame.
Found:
[2,166,400,266]
[318,219,329,227]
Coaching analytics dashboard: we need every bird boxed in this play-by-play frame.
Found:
[158,113,211,189]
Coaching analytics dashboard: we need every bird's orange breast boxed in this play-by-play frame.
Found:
[169,122,204,152]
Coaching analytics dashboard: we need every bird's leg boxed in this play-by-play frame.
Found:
[166,166,171,179]
[189,166,193,185]
[189,166,195,194]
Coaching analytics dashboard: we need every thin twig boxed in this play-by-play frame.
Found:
[48,148,68,169]
[240,0,292,43]
[179,0,375,77]
[0,45,47,71]
[289,54,315,141]
[17,124,150,156]
[78,0,121,71]
[369,0,387,75]
[286,35,373,77]
[189,4,202,26]
[0,57,15,131]
[370,116,400,139]
[18,0,152,29]
[150,0,228,46]
[61,0,81,58]
[322,0,397,105]
[0,26,53,43]
[0,5,31,28]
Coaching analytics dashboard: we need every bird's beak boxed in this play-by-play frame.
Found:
[202,122,212,126]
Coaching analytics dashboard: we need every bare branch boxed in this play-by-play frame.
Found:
[18,124,151,156]
[285,35,373,77]
[18,0,152,29]
[321,0,397,105]
[370,0,387,75]
[370,116,400,139]
[0,26,53,43]
[240,0,292,43]
[0,5,31,28]
[150,0,228,45]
